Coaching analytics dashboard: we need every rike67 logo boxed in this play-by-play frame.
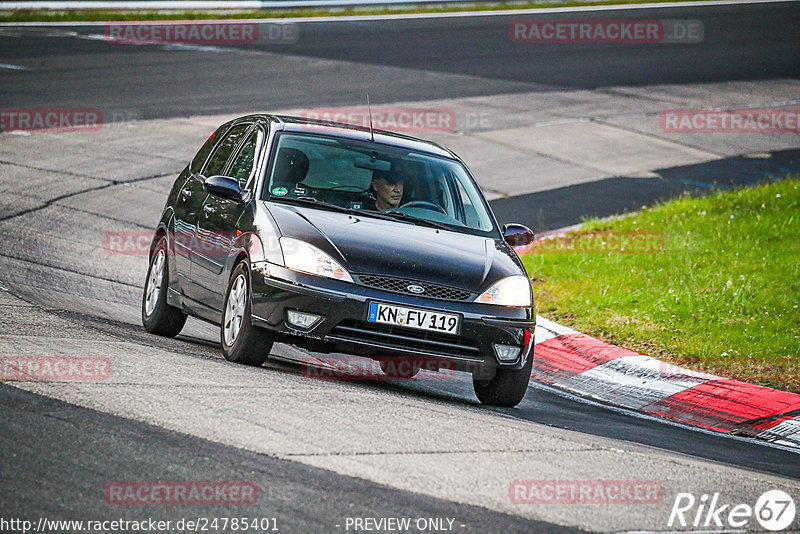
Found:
[668,490,796,531]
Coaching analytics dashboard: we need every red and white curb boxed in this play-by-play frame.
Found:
[532,315,800,448]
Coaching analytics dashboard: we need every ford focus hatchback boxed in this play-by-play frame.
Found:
[142,115,536,406]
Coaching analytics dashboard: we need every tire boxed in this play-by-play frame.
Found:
[472,348,533,407]
[142,236,187,337]
[221,261,274,366]
[379,358,421,379]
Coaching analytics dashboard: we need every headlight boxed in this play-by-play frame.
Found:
[280,237,354,283]
[475,275,532,307]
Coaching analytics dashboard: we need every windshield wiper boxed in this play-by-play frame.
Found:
[269,195,352,214]
[271,196,394,222]
[379,210,450,230]
[269,196,450,230]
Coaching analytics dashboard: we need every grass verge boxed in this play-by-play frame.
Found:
[521,177,800,393]
[1,0,710,23]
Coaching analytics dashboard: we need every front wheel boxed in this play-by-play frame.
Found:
[472,349,533,407]
[221,261,274,366]
[142,236,187,337]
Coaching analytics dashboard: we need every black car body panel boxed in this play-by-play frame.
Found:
[265,203,523,290]
[248,261,534,375]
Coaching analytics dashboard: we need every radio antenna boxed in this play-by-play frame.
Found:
[366,94,374,142]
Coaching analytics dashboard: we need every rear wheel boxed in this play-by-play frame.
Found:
[472,348,533,407]
[221,261,274,366]
[142,236,187,337]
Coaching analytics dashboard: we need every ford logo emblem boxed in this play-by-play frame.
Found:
[407,285,425,294]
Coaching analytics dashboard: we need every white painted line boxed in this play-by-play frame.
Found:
[558,354,716,410]
[80,32,232,51]
[0,0,796,23]
[0,63,28,70]
[757,416,800,442]
[533,314,578,345]
[774,436,800,448]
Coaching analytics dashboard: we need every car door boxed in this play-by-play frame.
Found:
[182,122,252,303]
[172,126,227,295]
[192,124,264,310]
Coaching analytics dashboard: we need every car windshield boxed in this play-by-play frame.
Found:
[263,132,496,234]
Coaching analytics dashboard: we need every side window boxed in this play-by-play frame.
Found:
[203,124,251,177]
[227,129,263,189]
[190,128,223,173]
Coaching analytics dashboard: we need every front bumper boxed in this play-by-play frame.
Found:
[250,262,535,374]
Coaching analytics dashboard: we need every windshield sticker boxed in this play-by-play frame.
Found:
[272,187,288,196]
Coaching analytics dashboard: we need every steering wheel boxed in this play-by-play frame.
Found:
[400,200,447,214]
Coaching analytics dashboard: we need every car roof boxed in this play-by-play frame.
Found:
[230,114,459,160]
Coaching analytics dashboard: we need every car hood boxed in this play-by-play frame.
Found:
[266,202,524,292]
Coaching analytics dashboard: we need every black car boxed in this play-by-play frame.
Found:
[142,114,536,406]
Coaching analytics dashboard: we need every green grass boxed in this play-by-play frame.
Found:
[522,177,800,393]
[0,0,712,23]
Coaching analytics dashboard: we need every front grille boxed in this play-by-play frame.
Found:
[357,274,472,301]
[327,320,482,360]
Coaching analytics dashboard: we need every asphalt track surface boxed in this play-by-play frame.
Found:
[491,147,800,229]
[1,2,800,532]
[0,384,573,533]
[0,2,798,119]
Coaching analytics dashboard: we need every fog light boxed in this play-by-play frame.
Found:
[493,343,521,363]
[286,310,322,330]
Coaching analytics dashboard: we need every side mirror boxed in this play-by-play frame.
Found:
[204,175,245,202]
[503,223,535,248]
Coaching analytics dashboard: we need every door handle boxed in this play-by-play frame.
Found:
[203,204,216,216]
[181,188,192,199]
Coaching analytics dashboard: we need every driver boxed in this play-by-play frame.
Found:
[369,168,405,211]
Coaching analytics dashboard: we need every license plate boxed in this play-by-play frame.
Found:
[367,302,460,335]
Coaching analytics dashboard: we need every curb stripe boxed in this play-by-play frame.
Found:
[531,317,800,448]
[532,333,623,384]
[642,379,800,432]
[533,315,577,345]
[756,416,800,446]
[557,355,713,410]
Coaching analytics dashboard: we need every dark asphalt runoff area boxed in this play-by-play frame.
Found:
[491,148,800,230]
[0,302,798,531]
[0,2,798,119]
[1,1,799,531]
[0,383,577,533]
